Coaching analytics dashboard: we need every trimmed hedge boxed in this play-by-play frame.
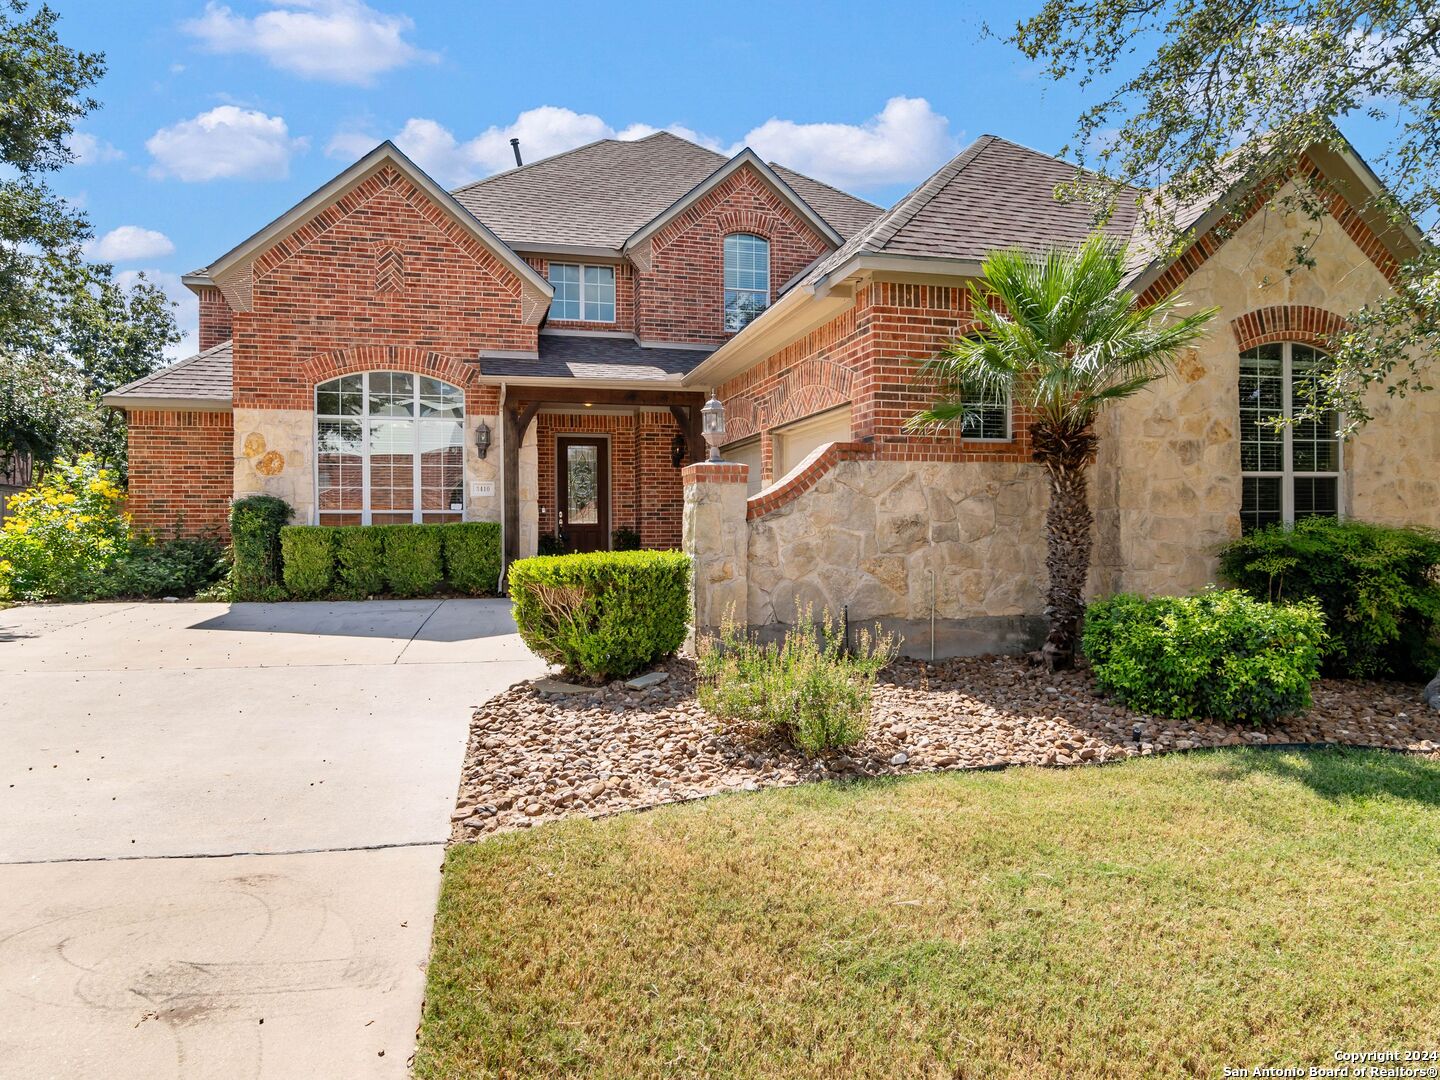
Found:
[508,550,691,681]
[230,495,293,600]
[1083,589,1327,724]
[1219,518,1440,679]
[276,521,500,599]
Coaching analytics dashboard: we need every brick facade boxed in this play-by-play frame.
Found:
[124,409,234,538]
[196,285,233,352]
[1229,304,1349,351]
[635,166,831,345]
[534,410,687,549]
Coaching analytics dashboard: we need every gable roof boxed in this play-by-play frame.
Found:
[102,340,233,410]
[203,141,552,311]
[451,132,881,251]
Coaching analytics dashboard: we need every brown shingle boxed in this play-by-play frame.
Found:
[479,333,709,381]
[104,340,233,405]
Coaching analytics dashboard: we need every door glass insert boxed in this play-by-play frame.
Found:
[566,444,599,524]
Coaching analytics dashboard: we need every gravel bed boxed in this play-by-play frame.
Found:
[451,656,1440,841]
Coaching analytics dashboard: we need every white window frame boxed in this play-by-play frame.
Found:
[547,262,616,322]
[960,383,1013,442]
[1239,342,1344,528]
[313,371,467,526]
[723,233,770,332]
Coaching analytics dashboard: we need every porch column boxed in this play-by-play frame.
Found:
[501,400,540,581]
[681,462,750,633]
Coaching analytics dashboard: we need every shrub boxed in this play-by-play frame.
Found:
[1219,518,1440,679]
[698,608,898,754]
[102,534,229,599]
[0,455,129,601]
[335,526,385,598]
[381,524,443,597]
[537,532,567,556]
[1082,589,1327,724]
[441,521,501,596]
[280,526,336,598]
[229,495,292,600]
[611,527,642,551]
[508,550,690,681]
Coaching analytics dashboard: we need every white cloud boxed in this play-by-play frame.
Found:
[325,99,959,193]
[184,0,436,86]
[68,132,123,165]
[738,97,960,191]
[146,106,308,181]
[117,270,198,360]
[86,226,177,262]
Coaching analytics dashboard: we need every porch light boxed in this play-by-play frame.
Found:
[474,420,491,459]
[701,395,725,463]
[670,432,687,469]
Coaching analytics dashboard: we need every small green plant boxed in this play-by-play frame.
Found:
[335,526,385,598]
[697,607,898,754]
[441,521,501,595]
[1219,518,1440,679]
[280,526,336,598]
[229,494,293,600]
[611,527,642,551]
[537,532,567,556]
[508,550,690,681]
[103,534,229,599]
[0,455,129,601]
[380,524,443,597]
[1083,589,1327,724]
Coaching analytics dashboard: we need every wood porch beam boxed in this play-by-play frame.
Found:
[505,385,705,409]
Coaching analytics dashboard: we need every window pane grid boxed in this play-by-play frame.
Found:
[723,234,769,332]
[548,262,614,322]
[315,372,466,525]
[960,383,1011,441]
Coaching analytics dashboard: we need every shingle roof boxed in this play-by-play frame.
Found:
[451,132,882,249]
[802,135,1143,287]
[479,334,709,381]
[103,340,233,406]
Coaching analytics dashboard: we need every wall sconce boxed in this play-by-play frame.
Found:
[670,432,687,469]
[474,420,491,459]
[701,395,726,463]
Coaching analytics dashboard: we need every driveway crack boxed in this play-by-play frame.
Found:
[393,600,446,664]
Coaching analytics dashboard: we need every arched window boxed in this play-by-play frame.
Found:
[315,371,465,525]
[723,233,769,331]
[1239,343,1341,531]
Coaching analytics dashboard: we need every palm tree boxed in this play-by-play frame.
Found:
[907,234,1217,671]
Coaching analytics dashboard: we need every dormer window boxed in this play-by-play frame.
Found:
[548,263,615,322]
[723,233,769,332]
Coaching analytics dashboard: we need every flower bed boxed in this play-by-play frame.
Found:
[451,655,1440,840]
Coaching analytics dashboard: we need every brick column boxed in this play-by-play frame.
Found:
[681,462,750,633]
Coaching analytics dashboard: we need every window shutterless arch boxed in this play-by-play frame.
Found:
[723,233,769,332]
[313,371,466,525]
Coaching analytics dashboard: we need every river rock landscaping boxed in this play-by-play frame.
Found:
[451,655,1440,840]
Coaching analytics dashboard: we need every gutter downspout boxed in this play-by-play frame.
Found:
[498,381,509,595]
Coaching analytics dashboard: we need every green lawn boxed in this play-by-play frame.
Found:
[416,749,1440,1079]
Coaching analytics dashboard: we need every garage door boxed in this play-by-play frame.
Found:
[722,436,765,497]
[774,406,852,482]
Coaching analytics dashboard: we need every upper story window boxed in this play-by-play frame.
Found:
[1239,342,1341,532]
[315,371,465,526]
[723,233,770,332]
[549,263,615,322]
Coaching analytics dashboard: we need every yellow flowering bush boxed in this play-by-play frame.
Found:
[0,455,130,600]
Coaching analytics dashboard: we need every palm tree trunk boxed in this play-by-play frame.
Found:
[1033,421,1098,672]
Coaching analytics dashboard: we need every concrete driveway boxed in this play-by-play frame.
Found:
[0,599,544,1079]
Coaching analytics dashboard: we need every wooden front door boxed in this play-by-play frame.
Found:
[557,436,609,552]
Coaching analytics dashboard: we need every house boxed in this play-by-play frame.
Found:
[105,130,1440,653]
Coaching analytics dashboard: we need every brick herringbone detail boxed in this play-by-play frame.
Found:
[374,243,404,293]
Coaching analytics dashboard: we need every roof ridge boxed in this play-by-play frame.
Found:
[449,136,622,195]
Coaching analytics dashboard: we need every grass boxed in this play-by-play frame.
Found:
[415,749,1440,1079]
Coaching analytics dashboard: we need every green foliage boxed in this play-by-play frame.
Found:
[101,534,228,599]
[440,522,501,596]
[0,454,127,599]
[697,608,898,754]
[1219,518,1440,679]
[0,349,89,475]
[611,527,642,551]
[380,524,443,597]
[280,526,336,599]
[537,532,567,556]
[507,550,691,681]
[334,526,385,598]
[1009,0,1440,431]
[1083,590,1327,724]
[228,495,292,601]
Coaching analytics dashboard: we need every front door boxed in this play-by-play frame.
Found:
[557,436,609,552]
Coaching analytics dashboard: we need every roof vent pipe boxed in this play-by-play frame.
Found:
[510,138,522,166]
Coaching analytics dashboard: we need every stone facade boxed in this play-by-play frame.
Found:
[682,463,750,632]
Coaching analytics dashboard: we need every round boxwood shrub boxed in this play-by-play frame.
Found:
[1219,518,1440,679]
[508,550,691,681]
[1082,589,1327,724]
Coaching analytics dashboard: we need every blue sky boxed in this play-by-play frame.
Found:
[46,1,1384,356]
